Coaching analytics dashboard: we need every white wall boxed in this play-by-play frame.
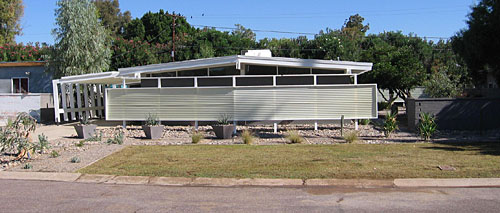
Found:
[0,94,41,126]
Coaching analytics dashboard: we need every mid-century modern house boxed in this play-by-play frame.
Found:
[52,50,377,131]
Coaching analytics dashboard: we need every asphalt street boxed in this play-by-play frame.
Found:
[0,179,499,212]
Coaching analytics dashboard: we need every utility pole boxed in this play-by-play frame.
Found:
[165,13,184,62]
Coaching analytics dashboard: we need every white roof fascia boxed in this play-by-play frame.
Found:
[117,55,238,77]
[237,55,373,72]
[57,71,133,84]
[117,55,373,77]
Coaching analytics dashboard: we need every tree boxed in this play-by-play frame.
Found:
[452,0,500,86]
[93,0,131,36]
[232,24,256,41]
[360,32,427,105]
[0,0,24,45]
[48,0,111,78]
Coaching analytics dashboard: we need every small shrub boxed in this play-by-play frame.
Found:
[145,113,160,126]
[418,112,437,141]
[217,114,232,125]
[75,140,85,147]
[344,131,359,143]
[79,115,90,125]
[107,131,124,145]
[50,150,60,158]
[378,101,390,110]
[191,132,203,144]
[241,130,256,145]
[383,112,398,137]
[285,130,304,144]
[33,134,50,153]
[23,163,33,169]
[85,132,102,142]
[360,119,370,125]
[70,156,81,163]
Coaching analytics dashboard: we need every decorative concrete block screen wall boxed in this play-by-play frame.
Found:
[407,98,500,131]
[106,84,377,121]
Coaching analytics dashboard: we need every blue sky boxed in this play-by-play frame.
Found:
[17,0,475,44]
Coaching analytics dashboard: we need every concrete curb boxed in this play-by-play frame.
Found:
[1,172,500,188]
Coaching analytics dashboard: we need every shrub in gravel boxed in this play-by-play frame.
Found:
[33,134,50,153]
[241,130,256,145]
[343,131,359,143]
[70,156,81,163]
[383,112,398,137]
[360,119,371,125]
[418,112,437,141]
[23,163,32,169]
[75,141,85,147]
[285,130,304,144]
[50,150,60,158]
[107,131,124,145]
[191,132,203,144]
[85,132,102,142]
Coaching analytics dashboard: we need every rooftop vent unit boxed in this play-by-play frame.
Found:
[241,49,272,57]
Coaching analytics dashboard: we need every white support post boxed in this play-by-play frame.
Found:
[354,74,358,85]
[83,84,89,118]
[195,120,199,130]
[157,78,161,88]
[273,122,278,133]
[276,66,279,75]
[233,120,237,134]
[52,80,60,123]
[96,84,102,118]
[122,79,126,128]
[76,83,82,120]
[207,68,210,76]
[313,75,317,86]
[314,121,318,131]
[89,84,95,118]
[232,76,236,87]
[273,76,276,87]
[355,119,359,130]
[60,83,68,121]
[194,77,198,87]
[68,83,76,120]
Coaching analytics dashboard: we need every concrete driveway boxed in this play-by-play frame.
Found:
[1,179,499,212]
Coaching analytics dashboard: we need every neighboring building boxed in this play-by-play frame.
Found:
[0,61,53,93]
[52,50,377,131]
[0,62,54,125]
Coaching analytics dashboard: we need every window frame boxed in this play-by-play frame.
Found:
[11,77,29,94]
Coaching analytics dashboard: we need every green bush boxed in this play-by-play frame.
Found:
[418,112,437,141]
[107,131,124,145]
[70,156,81,163]
[241,130,256,145]
[23,163,33,169]
[360,119,370,125]
[145,113,160,126]
[85,132,102,142]
[378,101,390,110]
[285,130,304,144]
[191,132,203,144]
[75,140,85,147]
[343,131,359,143]
[50,150,60,158]
[383,112,398,137]
[217,114,232,125]
[0,112,37,159]
[33,134,50,153]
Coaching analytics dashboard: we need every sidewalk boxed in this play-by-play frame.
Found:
[1,171,499,188]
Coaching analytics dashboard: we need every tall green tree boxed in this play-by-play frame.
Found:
[452,0,500,86]
[48,0,111,78]
[93,0,131,36]
[0,0,23,45]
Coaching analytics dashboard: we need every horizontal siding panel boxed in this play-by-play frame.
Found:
[106,85,377,121]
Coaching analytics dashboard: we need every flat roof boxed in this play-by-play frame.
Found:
[117,55,373,77]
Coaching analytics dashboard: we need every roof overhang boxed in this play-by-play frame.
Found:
[57,71,139,84]
[117,55,373,77]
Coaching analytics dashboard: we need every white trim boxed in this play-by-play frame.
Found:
[10,77,29,93]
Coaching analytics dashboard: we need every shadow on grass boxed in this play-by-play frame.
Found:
[423,141,500,156]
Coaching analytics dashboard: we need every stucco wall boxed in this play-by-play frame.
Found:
[407,98,500,131]
[0,94,42,125]
[0,66,53,93]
